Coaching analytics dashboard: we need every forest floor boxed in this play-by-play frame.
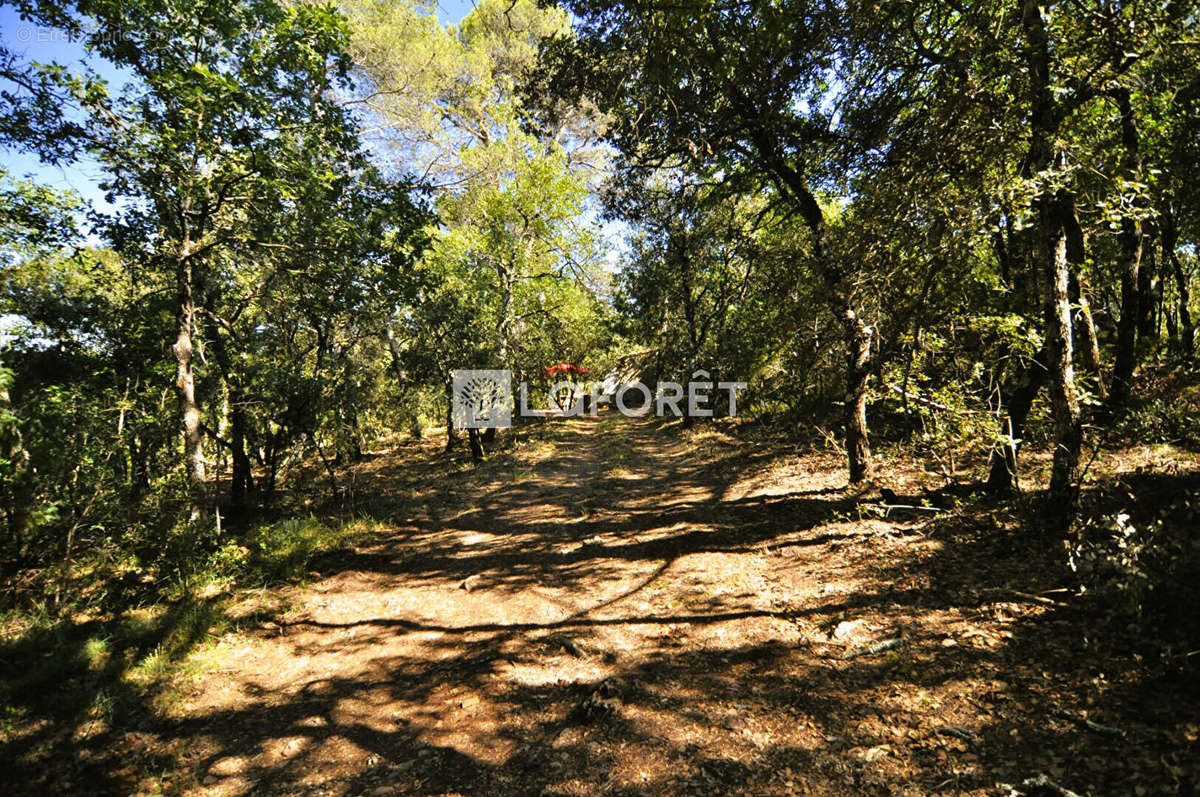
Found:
[5,411,1200,795]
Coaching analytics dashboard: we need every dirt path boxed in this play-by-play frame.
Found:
[154,414,1194,795]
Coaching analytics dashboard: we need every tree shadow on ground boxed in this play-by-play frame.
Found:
[0,596,285,794]
[4,415,1198,794]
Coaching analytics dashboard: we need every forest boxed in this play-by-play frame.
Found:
[1,0,1198,794]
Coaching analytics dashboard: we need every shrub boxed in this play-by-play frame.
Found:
[1069,496,1200,644]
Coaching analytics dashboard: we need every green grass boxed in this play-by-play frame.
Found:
[0,511,381,783]
[246,515,379,584]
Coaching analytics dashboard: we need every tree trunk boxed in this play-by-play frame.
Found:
[385,324,405,377]
[466,427,486,462]
[228,397,251,505]
[386,324,422,439]
[986,346,1048,492]
[1110,220,1142,408]
[1108,87,1145,410]
[681,354,697,430]
[492,266,516,444]
[0,382,33,556]
[743,119,872,484]
[204,309,252,508]
[1163,202,1194,357]
[1063,197,1103,399]
[987,200,1042,493]
[842,306,872,483]
[1070,272,1104,400]
[1021,0,1081,523]
[129,437,150,499]
[678,230,698,431]
[1137,238,1158,346]
[172,245,206,520]
[497,262,515,367]
[444,378,457,452]
[1039,192,1083,517]
[1110,237,1142,407]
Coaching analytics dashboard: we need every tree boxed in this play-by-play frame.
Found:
[73,0,374,517]
[345,0,610,456]
[611,172,790,426]
[546,0,904,482]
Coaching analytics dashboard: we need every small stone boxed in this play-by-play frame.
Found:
[831,619,867,641]
[860,745,891,762]
[721,715,749,732]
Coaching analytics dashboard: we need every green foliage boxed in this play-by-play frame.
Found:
[1112,388,1200,446]
[0,169,81,266]
[347,0,612,411]
[181,515,374,590]
[0,0,434,613]
[246,516,374,583]
[1,241,181,574]
[0,1,1198,788]
[611,175,799,413]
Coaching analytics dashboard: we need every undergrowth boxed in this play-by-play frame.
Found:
[0,512,379,766]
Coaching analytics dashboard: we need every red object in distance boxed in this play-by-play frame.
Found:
[543,362,592,376]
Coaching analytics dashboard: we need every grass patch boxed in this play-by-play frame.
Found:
[247,515,378,584]
[183,514,382,593]
[0,512,381,787]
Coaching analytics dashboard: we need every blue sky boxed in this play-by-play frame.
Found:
[0,3,129,212]
[0,0,480,212]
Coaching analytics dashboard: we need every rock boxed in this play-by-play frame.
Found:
[721,715,749,732]
[860,744,892,762]
[937,725,980,744]
[998,774,1083,797]
[208,756,248,776]
[831,619,867,641]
